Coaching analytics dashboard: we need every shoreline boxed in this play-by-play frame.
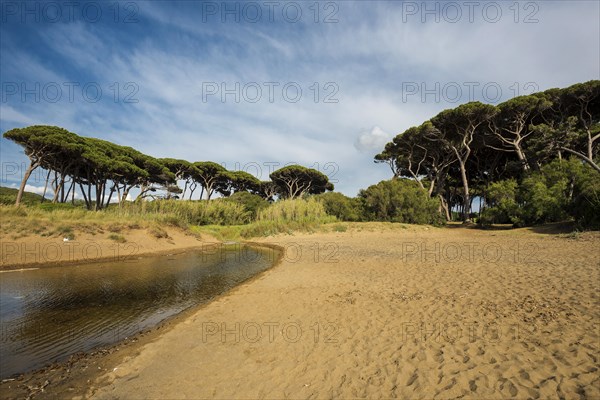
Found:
[0,226,218,271]
[0,241,285,400]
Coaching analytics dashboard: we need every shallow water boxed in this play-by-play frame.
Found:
[0,244,277,378]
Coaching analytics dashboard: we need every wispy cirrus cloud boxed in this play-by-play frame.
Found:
[1,1,598,195]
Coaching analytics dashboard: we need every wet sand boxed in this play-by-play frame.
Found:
[1,224,599,399]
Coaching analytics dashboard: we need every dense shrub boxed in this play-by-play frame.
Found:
[480,179,521,225]
[224,192,269,219]
[358,179,442,224]
[480,158,600,229]
[314,192,362,221]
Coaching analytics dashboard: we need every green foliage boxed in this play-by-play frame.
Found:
[192,161,229,199]
[224,191,269,219]
[37,202,82,211]
[227,171,261,194]
[0,186,43,205]
[572,171,600,229]
[315,192,363,221]
[375,80,600,227]
[519,174,569,225]
[270,165,333,199]
[122,199,251,226]
[358,179,442,224]
[480,179,521,225]
[480,158,599,229]
[56,225,75,240]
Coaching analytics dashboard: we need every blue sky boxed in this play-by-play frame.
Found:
[1,0,599,197]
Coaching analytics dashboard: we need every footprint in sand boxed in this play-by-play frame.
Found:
[433,350,444,363]
[407,370,418,386]
[469,379,477,392]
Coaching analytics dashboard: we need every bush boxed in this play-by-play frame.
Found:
[480,158,600,229]
[571,164,600,229]
[315,192,362,221]
[225,192,269,219]
[358,179,442,225]
[480,179,521,226]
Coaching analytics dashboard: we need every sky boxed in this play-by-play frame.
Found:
[1,0,599,197]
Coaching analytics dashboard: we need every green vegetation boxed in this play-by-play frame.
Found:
[2,126,334,209]
[107,233,127,243]
[0,187,43,206]
[376,80,599,229]
[359,179,443,225]
[315,192,362,221]
[224,192,270,219]
[2,81,598,233]
[480,159,600,229]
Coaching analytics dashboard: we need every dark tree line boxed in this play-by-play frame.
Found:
[3,126,333,209]
[375,80,600,222]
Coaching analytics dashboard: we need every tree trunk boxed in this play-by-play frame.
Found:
[106,185,115,207]
[515,146,530,171]
[52,172,60,203]
[60,175,66,203]
[41,170,51,203]
[438,194,451,221]
[15,161,38,206]
[64,179,74,203]
[182,180,189,199]
[79,183,91,209]
[458,161,471,222]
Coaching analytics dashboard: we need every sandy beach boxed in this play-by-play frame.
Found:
[1,223,599,399]
[73,224,598,399]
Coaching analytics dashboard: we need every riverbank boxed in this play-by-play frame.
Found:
[1,223,599,399]
[0,225,218,270]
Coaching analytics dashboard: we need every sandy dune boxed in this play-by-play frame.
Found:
[85,225,599,399]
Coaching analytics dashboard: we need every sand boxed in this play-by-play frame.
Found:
[1,227,216,270]
[71,224,599,399]
[1,223,598,399]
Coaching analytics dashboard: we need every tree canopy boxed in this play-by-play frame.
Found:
[375,80,600,224]
[3,127,334,209]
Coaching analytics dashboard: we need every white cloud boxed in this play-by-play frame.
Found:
[1,1,598,196]
[354,126,392,154]
[20,184,51,197]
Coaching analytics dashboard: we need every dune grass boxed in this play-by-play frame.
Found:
[0,198,337,241]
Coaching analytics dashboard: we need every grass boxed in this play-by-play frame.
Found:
[107,233,127,243]
[0,189,400,248]
[56,225,75,240]
[1,196,338,241]
[332,224,347,232]
[0,186,44,206]
[147,225,170,239]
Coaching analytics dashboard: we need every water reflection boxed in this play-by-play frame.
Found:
[0,245,277,378]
